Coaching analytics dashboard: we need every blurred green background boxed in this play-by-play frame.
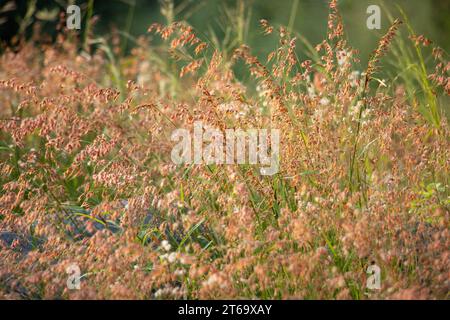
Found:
[1,0,449,64]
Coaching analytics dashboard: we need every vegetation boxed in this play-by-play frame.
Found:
[0,0,449,299]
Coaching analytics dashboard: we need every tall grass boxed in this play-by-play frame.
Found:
[0,0,448,299]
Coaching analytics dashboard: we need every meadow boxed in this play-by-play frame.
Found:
[0,0,449,299]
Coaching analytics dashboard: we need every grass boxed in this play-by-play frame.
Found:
[0,0,448,299]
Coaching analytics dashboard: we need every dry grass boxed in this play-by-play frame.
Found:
[0,1,449,299]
